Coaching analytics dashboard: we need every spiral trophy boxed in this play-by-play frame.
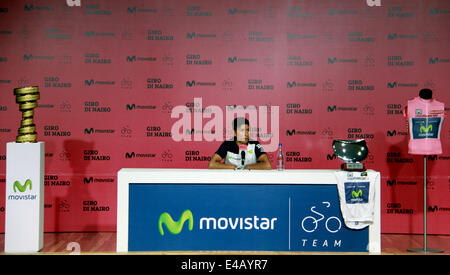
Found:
[14,86,40,143]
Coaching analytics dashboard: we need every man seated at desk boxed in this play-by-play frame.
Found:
[208,117,272,170]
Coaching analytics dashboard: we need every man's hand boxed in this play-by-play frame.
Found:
[208,154,238,169]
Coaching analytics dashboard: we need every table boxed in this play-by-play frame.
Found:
[117,169,380,253]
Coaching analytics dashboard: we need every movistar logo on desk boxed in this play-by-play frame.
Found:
[158,209,278,236]
[159,209,194,236]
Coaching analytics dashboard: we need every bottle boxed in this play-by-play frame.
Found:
[276,143,284,171]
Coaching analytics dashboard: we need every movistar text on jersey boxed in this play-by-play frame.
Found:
[199,216,277,230]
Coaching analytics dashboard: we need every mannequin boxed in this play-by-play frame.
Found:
[404,88,445,155]
[404,88,445,253]
[419,88,432,100]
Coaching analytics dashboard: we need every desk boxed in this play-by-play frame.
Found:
[117,169,380,253]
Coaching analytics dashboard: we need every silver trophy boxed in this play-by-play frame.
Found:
[332,139,368,171]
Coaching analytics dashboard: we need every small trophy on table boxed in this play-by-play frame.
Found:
[332,139,368,171]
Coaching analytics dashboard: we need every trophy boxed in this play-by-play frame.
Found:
[6,86,44,253]
[332,139,368,171]
[14,86,40,143]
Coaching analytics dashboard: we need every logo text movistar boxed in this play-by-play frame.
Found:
[199,216,277,230]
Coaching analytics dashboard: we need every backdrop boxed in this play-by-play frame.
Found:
[0,0,449,234]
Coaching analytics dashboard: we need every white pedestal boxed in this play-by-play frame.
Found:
[5,142,45,253]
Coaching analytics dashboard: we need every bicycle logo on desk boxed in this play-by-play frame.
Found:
[301,202,342,233]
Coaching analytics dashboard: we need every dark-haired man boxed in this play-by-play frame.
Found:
[208,117,272,170]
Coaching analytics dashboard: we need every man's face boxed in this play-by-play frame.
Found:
[235,124,249,144]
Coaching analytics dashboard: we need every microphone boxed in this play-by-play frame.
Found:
[239,145,247,167]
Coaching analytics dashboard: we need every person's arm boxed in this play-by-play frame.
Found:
[208,153,237,169]
[244,154,272,170]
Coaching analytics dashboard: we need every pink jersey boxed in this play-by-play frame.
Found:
[405,97,445,155]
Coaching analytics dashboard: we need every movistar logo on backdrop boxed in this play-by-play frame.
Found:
[158,209,278,236]
[328,57,358,64]
[227,56,257,63]
[228,8,258,15]
[127,6,157,14]
[429,57,450,64]
[23,54,54,61]
[429,8,450,15]
[387,81,418,89]
[186,32,216,39]
[159,209,194,236]
[24,4,55,11]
